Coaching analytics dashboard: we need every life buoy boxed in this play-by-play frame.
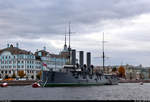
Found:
[1,83,8,87]
[32,82,40,88]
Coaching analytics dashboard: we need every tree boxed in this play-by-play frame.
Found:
[18,70,26,78]
[5,75,9,79]
[12,73,16,78]
[118,66,125,78]
[36,71,42,80]
[31,75,34,79]
[112,67,117,72]
[140,73,144,79]
[65,61,70,65]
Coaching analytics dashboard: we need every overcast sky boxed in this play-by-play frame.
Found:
[0,0,150,67]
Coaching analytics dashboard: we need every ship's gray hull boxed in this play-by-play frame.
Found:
[40,71,119,87]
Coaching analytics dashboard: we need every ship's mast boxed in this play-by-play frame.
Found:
[69,22,71,50]
[102,32,105,72]
[64,25,67,50]
[65,27,67,47]
[68,22,71,64]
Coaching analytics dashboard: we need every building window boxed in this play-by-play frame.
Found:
[1,71,3,73]
[22,61,24,63]
[18,61,20,63]
[22,65,24,68]
[13,61,16,64]
[9,71,11,74]
[5,71,7,74]
[18,65,20,68]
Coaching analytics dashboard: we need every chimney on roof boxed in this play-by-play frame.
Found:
[43,46,46,51]
[7,44,9,48]
[16,43,19,48]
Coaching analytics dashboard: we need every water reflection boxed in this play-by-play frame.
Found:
[0,83,150,100]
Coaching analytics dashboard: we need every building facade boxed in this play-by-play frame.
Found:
[0,43,69,80]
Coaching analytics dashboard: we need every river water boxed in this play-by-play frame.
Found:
[0,83,150,100]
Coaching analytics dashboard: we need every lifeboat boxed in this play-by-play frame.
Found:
[1,83,8,87]
[32,82,40,88]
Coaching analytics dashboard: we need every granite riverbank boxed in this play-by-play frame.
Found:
[119,79,150,83]
[1,79,150,86]
[0,80,36,86]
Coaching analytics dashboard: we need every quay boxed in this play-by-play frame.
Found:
[0,80,36,86]
[119,79,150,83]
[1,79,150,86]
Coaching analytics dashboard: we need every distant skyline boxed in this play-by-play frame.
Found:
[0,0,150,66]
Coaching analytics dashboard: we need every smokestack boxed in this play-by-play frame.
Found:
[16,43,19,48]
[86,52,91,69]
[79,51,84,68]
[71,49,76,66]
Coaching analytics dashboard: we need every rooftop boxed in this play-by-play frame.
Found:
[0,44,33,55]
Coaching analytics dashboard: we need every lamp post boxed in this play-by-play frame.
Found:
[55,57,56,71]
[16,54,18,78]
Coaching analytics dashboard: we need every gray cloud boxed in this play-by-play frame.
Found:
[1,0,150,66]
[0,0,150,39]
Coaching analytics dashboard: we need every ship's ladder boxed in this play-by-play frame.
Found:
[43,72,49,87]
[43,79,48,87]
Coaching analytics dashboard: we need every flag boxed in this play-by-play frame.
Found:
[42,63,47,67]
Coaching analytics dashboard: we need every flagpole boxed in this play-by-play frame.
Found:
[41,62,43,81]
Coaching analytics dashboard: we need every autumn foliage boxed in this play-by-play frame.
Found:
[118,66,125,78]
[18,70,26,78]
[36,71,42,80]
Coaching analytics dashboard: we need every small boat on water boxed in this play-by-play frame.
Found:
[1,82,8,87]
[32,82,40,88]
[140,82,143,85]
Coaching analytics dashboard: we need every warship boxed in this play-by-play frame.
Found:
[39,24,119,87]
[40,66,119,87]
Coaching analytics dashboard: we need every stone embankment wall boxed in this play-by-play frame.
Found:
[119,79,150,83]
[0,80,36,86]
